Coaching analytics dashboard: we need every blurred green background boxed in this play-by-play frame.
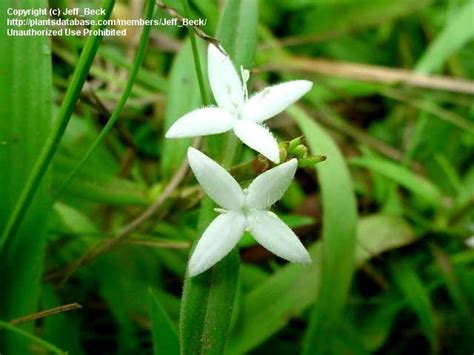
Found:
[0,0,473,354]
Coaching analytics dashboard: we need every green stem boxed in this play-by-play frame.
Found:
[0,320,66,355]
[0,0,116,250]
[55,0,155,198]
[182,0,209,105]
[222,134,239,168]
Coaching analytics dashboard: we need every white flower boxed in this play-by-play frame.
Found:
[466,235,474,248]
[186,147,311,277]
[165,44,313,163]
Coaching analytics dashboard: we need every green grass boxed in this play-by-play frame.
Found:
[1,0,473,354]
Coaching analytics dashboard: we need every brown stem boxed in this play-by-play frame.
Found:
[10,303,82,325]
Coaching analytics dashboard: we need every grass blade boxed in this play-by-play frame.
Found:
[161,41,203,179]
[0,0,51,352]
[0,0,115,250]
[415,1,474,74]
[56,0,155,196]
[390,261,438,351]
[227,214,415,354]
[217,0,258,68]
[350,155,442,206]
[290,106,358,355]
[150,290,180,355]
[0,321,66,355]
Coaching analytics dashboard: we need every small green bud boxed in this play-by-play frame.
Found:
[292,144,308,159]
[298,155,327,167]
[288,136,304,152]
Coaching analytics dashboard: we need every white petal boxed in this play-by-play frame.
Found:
[246,159,298,209]
[242,80,313,123]
[208,44,244,113]
[165,107,235,138]
[233,120,280,163]
[187,147,244,210]
[247,210,311,264]
[188,211,246,277]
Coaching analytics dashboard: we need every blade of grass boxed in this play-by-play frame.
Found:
[430,244,471,320]
[289,106,358,355]
[161,41,203,179]
[350,155,442,206]
[55,0,155,197]
[227,214,415,354]
[415,1,474,74]
[217,0,258,69]
[0,0,116,250]
[0,321,66,355]
[0,0,52,352]
[182,0,209,105]
[150,290,180,355]
[390,261,439,352]
[54,154,148,205]
[277,0,431,47]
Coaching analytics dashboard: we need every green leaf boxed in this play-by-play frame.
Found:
[350,155,442,206]
[416,1,474,74]
[56,0,155,195]
[161,41,203,179]
[278,0,431,42]
[355,214,416,260]
[0,0,51,352]
[0,0,116,249]
[0,321,67,355]
[391,261,439,351]
[227,214,415,354]
[349,299,403,352]
[217,0,258,68]
[54,154,148,206]
[290,106,358,355]
[42,286,84,354]
[150,290,180,355]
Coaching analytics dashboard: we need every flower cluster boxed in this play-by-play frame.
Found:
[166,44,313,277]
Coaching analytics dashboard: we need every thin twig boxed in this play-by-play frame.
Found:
[155,0,219,47]
[59,138,200,285]
[10,303,82,325]
[122,239,191,249]
[264,57,474,95]
[383,88,474,133]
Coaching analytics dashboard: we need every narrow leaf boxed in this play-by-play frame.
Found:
[291,106,358,355]
[391,261,439,351]
[227,214,415,354]
[161,41,202,179]
[0,0,51,352]
[350,155,442,206]
[150,290,180,355]
[0,0,116,249]
[416,1,474,74]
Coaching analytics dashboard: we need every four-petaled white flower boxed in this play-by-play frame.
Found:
[187,147,311,277]
[166,44,313,163]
